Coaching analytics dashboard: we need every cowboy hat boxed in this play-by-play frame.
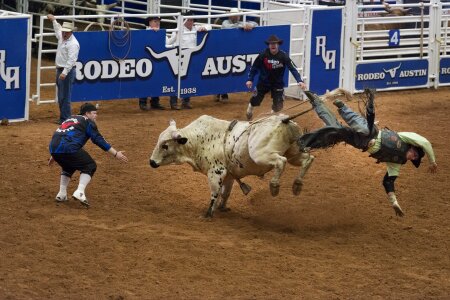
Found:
[265,34,283,45]
[61,22,75,32]
[229,8,240,13]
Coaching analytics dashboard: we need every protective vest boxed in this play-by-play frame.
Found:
[369,129,410,164]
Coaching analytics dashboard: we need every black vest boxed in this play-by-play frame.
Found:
[369,129,410,164]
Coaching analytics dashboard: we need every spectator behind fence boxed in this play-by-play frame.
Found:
[245,34,306,120]
[215,7,258,103]
[166,11,211,110]
[138,16,166,111]
[47,14,80,125]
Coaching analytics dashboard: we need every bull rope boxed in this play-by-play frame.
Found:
[221,121,251,194]
[250,98,310,122]
[108,17,131,61]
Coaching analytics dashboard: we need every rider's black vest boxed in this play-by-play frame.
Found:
[369,129,410,164]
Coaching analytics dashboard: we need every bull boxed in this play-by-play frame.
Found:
[364,1,412,31]
[149,115,314,217]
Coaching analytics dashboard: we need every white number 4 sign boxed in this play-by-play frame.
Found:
[389,29,400,47]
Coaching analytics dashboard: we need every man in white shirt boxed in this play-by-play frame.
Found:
[47,14,80,125]
[166,11,211,109]
[221,7,258,31]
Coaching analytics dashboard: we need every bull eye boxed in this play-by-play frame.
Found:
[162,144,169,150]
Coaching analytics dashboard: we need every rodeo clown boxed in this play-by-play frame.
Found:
[48,103,128,207]
[298,89,438,217]
[245,34,307,120]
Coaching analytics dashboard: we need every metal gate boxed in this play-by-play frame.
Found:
[342,0,448,92]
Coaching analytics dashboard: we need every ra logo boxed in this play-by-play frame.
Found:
[0,50,20,90]
[315,36,336,70]
[146,34,208,78]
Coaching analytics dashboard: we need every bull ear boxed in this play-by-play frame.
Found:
[169,119,177,128]
[177,137,188,145]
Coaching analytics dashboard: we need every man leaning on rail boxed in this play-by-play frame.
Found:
[47,14,80,125]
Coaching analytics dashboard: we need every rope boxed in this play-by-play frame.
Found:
[108,17,131,61]
[250,98,310,123]
[281,107,314,123]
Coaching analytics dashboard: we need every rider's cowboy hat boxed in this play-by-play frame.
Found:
[265,34,283,45]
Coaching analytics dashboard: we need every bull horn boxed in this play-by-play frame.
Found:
[106,2,119,9]
[402,8,411,14]
[171,131,182,140]
[169,119,176,127]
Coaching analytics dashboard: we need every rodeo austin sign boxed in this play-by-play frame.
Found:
[72,26,290,101]
[355,59,429,90]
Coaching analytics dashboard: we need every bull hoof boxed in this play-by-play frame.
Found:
[219,206,231,212]
[270,182,280,197]
[292,179,303,196]
[205,208,214,218]
[239,181,252,195]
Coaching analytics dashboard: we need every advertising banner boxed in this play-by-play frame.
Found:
[72,25,290,101]
[308,9,342,95]
[355,59,428,90]
[439,57,450,84]
[0,17,29,121]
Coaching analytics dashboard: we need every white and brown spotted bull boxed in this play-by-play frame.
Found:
[149,115,314,217]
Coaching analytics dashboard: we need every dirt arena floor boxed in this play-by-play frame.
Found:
[0,58,449,299]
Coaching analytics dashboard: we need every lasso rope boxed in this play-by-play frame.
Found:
[108,17,131,61]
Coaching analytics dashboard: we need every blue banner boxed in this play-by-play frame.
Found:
[0,18,28,121]
[439,58,450,84]
[74,29,176,100]
[72,25,290,101]
[355,59,428,90]
[309,9,342,95]
[181,26,290,96]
